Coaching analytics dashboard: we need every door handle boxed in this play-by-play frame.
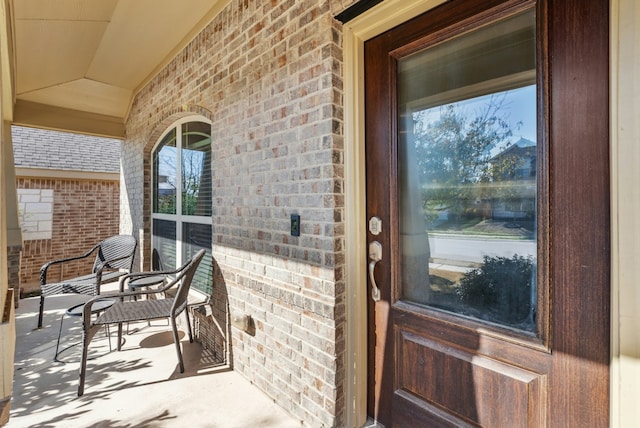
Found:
[368,241,382,302]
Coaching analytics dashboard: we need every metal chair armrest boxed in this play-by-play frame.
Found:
[116,265,188,292]
[40,243,101,285]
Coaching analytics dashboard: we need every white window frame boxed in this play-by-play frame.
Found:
[151,116,212,270]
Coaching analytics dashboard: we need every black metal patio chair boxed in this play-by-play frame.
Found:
[77,248,206,396]
[38,235,137,328]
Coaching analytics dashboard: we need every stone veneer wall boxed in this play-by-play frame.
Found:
[17,178,120,295]
[121,0,359,426]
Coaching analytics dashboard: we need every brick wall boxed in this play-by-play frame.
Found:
[17,178,120,295]
[122,0,359,425]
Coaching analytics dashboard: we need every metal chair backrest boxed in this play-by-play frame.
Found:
[93,235,137,272]
[168,249,206,316]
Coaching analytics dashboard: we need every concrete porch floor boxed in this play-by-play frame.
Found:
[7,292,302,427]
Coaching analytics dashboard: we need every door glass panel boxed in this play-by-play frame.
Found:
[397,10,537,331]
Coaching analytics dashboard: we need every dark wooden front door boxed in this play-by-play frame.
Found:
[364,0,609,426]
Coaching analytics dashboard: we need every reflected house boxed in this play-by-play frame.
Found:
[491,138,536,180]
[489,137,536,221]
[423,137,537,225]
[157,174,176,197]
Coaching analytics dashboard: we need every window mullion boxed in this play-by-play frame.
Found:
[176,124,183,266]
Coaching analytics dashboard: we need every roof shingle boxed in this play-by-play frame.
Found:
[12,126,121,173]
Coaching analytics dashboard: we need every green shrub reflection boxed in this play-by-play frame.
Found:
[456,254,534,325]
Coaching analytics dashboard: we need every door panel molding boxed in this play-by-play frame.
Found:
[396,329,546,427]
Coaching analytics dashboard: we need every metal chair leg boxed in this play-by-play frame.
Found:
[38,295,45,329]
[54,312,66,360]
[185,310,193,343]
[171,317,185,373]
[78,324,100,396]
[117,323,123,351]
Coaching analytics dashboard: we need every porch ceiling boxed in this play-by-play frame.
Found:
[8,0,229,137]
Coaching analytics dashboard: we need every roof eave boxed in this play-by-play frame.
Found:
[13,100,125,139]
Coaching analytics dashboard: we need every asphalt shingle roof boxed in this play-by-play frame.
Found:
[12,126,121,173]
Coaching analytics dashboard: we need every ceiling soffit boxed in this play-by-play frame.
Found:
[11,0,228,136]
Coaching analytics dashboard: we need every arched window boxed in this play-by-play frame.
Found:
[152,118,212,294]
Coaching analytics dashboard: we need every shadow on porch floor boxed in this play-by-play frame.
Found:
[8,292,301,428]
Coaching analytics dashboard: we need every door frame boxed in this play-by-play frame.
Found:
[342,2,449,426]
[610,1,640,426]
[342,0,620,426]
